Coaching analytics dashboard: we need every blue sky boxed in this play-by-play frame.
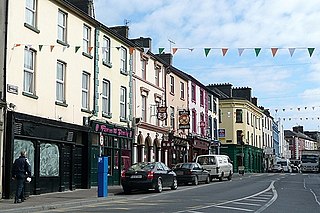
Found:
[94,0,320,131]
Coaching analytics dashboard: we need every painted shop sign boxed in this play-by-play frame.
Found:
[94,123,133,138]
[178,110,190,129]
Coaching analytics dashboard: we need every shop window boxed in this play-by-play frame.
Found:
[40,143,59,177]
[13,139,35,176]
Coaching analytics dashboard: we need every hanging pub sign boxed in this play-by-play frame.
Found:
[157,106,168,121]
[179,110,190,129]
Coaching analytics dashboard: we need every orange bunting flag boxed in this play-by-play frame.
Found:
[50,45,55,52]
[271,48,278,57]
[129,47,134,54]
[88,46,94,53]
[222,48,228,56]
[172,48,178,55]
[14,44,21,47]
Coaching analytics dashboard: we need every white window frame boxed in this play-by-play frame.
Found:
[120,87,127,120]
[56,61,66,102]
[170,76,174,94]
[170,106,175,129]
[142,95,147,122]
[25,0,36,27]
[155,68,160,87]
[102,79,111,116]
[83,25,91,54]
[180,82,185,99]
[120,47,127,74]
[58,10,67,43]
[102,36,111,64]
[23,48,36,94]
[141,59,146,80]
[82,72,90,110]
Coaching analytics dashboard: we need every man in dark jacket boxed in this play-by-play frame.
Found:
[12,150,31,203]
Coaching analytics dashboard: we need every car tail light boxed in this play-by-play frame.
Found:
[121,170,126,179]
[216,167,220,173]
[147,171,154,179]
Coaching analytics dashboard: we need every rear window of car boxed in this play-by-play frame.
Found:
[176,163,193,169]
[128,162,155,171]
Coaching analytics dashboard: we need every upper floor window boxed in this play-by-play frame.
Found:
[236,109,243,123]
[180,82,185,99]
[82,72,90,110]
[170,76,174,94]
[155,68,160,87]
[200,113,205,136]
[57,10,67,43]
[102,79,111,116]
[213,100,217,113]
[83,25,91,55]
[192,110,197,133]
[237,130,244,145]
[56,61,66,103]
[120,47,127,74]
[170,106,175,130]
[120,87,127,120]
[191,84,196,102]
[247,112,250,125]
[25,0,36,27]
[23,48,36,94]
[208,95,212,111]
[142,95,147,122]
[141,59,147,80]
[102,36,111,65]
[200,89,204,106]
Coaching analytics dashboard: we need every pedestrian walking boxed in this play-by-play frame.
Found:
[12,150,31,204]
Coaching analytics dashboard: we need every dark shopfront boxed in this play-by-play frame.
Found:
[3,111,90,199]
[165,135,190,168]
[90,121,133,186]
[189,136,210,162]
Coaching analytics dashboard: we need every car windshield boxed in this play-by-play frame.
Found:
[175,163,193,169]
[128,162,155,171]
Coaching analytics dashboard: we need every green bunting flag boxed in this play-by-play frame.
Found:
[204,48,211,57]
[39,45,43,51]
[254,48,261,57]
[75,46,80,53]
[308,48,315,57]
[158,48,165,54]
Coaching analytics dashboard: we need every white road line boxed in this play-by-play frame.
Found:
[232,201,261,206]
[244,198,269,202]
[255,181,278,213]
[310,189,320,206]
[303,178,307,189]
[214,205,254,212]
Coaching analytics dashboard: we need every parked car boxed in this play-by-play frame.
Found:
[121,162,178,194]
[270,164,284,173]
[173,162,210,185]
[195,154,233,181]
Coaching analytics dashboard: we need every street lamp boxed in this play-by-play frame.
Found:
[239,133,245,175]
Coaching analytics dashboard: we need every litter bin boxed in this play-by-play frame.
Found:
[238,166,245,175]
[98,157,108,197]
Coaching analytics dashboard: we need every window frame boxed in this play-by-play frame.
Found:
[141,59,147,80]
[23,47,36,94]
[57,10,67,43]
[170,76,174,94]
[102,79,111,117]
[82,72,90,110]
[102,36,111,65]
[25,0,36,27]
[155,68,160,87]
[120,86,127,120]
[236,109,243,123]
[180,81,185,99]
[191,84,196,102]
[170,106,175,130]
[83,25,91,55]
[142,95,147,122]
[200,89,204,106]
[56,61,66,103]
[120,47,127,74]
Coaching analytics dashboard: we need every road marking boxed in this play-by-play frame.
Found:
[310,189,320,206]
[214,205,254,212]
[245,198,269,202]
[232,201,261,206]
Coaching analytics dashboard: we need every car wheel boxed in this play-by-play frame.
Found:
[219,172,224,181]
[155,178,163,193]
[227,171,232,180]
[205,175,210,184]
[123,187,131,194]
[171,177,178,190]
[193,176,199,185]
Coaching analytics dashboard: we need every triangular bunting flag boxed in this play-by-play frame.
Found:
[75,46,80,53]
[172,48,178,55]
[204,48,211,57]
[88,46,93,53]
[116,46,121,50]
[14,44,21,47]
[158,48,165,54]
[271,48,278,57]
[297,108,300,111]
[39,45,43,51]
[50,45,55,52]
[254,48,261,57]
[143,48,149,54]
[308,48,315,57]
[288,48,295,57]
[238,48,245,56]
[222,48,228,56]
[129,47,134,54]
[62,46,67,52]
[188,48,194,52]
[275,109,278,113]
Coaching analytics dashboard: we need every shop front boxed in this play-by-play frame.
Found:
[3,111,90,199]
[90,121,133,186]
[189,136,210,162]
[163,134,190,168]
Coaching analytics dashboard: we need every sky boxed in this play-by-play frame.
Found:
[94,0,320,131]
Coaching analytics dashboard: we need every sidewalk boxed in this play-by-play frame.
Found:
[0,186,124,213]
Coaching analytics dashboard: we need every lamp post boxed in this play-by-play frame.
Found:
[239,133,245,175]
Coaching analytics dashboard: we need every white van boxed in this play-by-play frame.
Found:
[276,159,292,173]
[195,154,233,181]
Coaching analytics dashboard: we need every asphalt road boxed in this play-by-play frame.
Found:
[34,173,320,213]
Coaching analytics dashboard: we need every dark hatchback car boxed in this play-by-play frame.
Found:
[121,162,178,194]
[173,162,210,185]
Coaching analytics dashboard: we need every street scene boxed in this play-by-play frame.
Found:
[1,1,320,213]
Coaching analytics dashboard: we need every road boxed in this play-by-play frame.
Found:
[35,173,320,213]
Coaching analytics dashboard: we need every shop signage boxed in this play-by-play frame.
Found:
[178,110,190,129]
[172,136,189,146]
[94,123,133,138]
[157,106,168,121]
